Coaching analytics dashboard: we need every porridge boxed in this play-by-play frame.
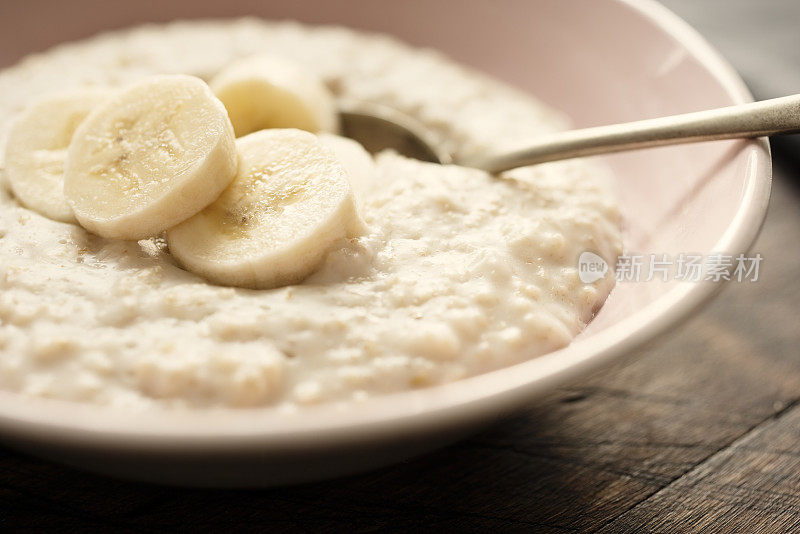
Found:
[0,19,622,409]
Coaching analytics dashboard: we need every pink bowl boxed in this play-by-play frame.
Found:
[0,0,771,486]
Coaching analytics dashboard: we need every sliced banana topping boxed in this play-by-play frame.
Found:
[318,133,376,205]
[166,129,364,289]
[64,74,238,240]
[4,89,111,223]
[210,56,338,137]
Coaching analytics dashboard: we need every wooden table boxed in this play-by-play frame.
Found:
[3,2,800,531]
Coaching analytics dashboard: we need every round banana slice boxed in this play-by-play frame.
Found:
[4,89,111,223]
[64,75,238,240]
[318,133,376,205]
[166,129,364,290]
[210,56,338,137]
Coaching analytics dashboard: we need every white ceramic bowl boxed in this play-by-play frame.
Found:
[0,0,771,486]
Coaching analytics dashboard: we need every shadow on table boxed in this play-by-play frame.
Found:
[4,395,652,532]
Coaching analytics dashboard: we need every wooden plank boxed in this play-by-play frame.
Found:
[599,403,800,533]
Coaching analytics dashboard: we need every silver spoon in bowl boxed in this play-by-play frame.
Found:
[340,95,800,172]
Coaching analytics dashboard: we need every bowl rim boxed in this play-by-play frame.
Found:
[0,0,773,452]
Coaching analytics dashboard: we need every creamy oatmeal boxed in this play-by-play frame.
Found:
[0,19,622,409]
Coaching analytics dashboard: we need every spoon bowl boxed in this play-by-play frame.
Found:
[339,100,448,164]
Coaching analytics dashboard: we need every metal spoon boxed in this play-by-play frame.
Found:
[339,100,449,165]
[340,95,800,173]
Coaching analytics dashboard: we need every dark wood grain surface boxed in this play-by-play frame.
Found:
[3,2,800,532]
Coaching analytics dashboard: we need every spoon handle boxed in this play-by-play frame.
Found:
[471,94,800,173]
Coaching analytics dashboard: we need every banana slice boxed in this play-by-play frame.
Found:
[210,56,338,137]
[318,133,375,204]
[4,89,111,223]
[166,129,364,289]
[64,74,238,240]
